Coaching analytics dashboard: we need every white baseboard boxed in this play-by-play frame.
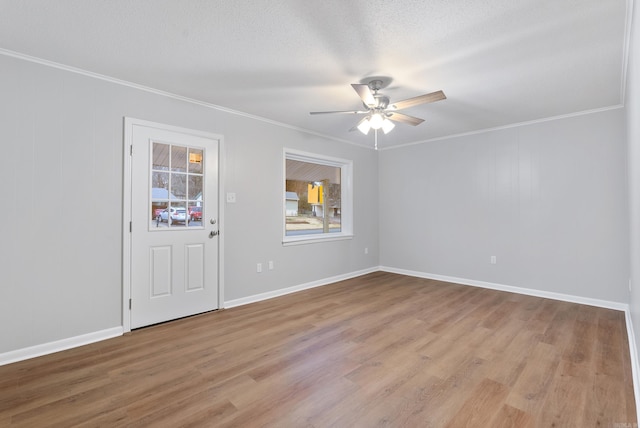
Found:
[0,267,380,366]
[380,266,629,311]
[3,264,638,423]
[224,267,379,309]
[624,309,640,426]
[0,326,123,367]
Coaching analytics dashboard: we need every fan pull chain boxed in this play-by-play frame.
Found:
[374,129,378,151]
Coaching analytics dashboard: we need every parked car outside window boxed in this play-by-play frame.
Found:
[189,206,202,221]
[159,207,187,224]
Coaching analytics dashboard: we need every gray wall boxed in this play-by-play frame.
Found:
[1,34,635,357]
[0,54,379,354]
[627,0,640,353]
[379,109,629,303]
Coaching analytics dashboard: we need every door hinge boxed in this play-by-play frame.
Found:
[129,221,132,232]
[130,145,133,156]
[129,299,132,310]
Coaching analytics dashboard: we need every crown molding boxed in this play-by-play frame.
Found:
[381,104,625,152]
[0,48,368,149]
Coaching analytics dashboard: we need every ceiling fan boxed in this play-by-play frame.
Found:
[310,79,446,136]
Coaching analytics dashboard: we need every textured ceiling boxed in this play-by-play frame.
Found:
[0,0,630,149]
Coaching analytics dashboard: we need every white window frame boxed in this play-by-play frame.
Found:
[283,149,353,245]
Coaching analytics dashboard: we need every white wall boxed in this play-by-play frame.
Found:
[627,0,640,354]
[379,109,629,303]
[0,54,379,355]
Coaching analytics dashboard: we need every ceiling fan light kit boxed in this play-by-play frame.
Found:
[310,78,446,148]
[356,117,371,134]
[356,113,395,135]
[381,117,395,134]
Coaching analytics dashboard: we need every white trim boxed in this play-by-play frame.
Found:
[0,327,122,367]
[122,118,133,332]
[380,105,625,152]
[284,148,353,167]
[2,263,639,416]
[625,309,640,426]
[225,264,633,318]
[3,47,626,153]
[122,118,225,331]
[621,0,635,104]
[218,134,227,309]
[283,234,354,246]
[224,267,378,309]
[379,266,629,311]
[0,48,366,149]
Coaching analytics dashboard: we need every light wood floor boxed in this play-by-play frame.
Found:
[1,272,637,427]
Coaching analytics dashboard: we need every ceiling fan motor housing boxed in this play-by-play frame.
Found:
[373,94,389,109]
[361,93,389,111]
[367,79,384,92]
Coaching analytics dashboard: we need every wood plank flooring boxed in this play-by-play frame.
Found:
[0,272,636,427]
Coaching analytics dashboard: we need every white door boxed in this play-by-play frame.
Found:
[130,122,219,329]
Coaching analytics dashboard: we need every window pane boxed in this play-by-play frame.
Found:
[171,146,187,172]
[170,174,187,201]
[285,159,341,237]
[165,205,187,228]
[187,203,202,227]
[150,141,205,230]
[151,201,169,228]
[188,175,203,200]
[153,143,170,171]
[188,148,203,174]
[152,172,170,194]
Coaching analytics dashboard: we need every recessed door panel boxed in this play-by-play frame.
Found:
[185,244,204,292]
[150,246,172,297]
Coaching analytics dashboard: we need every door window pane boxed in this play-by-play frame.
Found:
[171,174,187,201]
[188,175,203,200]
[152,142,170,170]
[171,146,187,172]
[151,142,204,229]
[188,148,203,174]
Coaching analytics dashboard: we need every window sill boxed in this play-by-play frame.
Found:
[282,233,354,246]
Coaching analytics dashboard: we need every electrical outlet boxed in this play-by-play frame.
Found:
[490,256,497,265]
[268,261,274,270]
[364,247,369,255]
[226,192,237,203]
[257,263,262,273]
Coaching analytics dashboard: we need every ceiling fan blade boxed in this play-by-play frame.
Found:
[387,112,425,126]
[390,90,446,110]
[351,83,376,107]
[310,110,368,115]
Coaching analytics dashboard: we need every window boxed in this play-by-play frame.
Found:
[284,149,353,244]
[150,141,204,229]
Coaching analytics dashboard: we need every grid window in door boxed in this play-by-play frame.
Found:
[150,142,204,229]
